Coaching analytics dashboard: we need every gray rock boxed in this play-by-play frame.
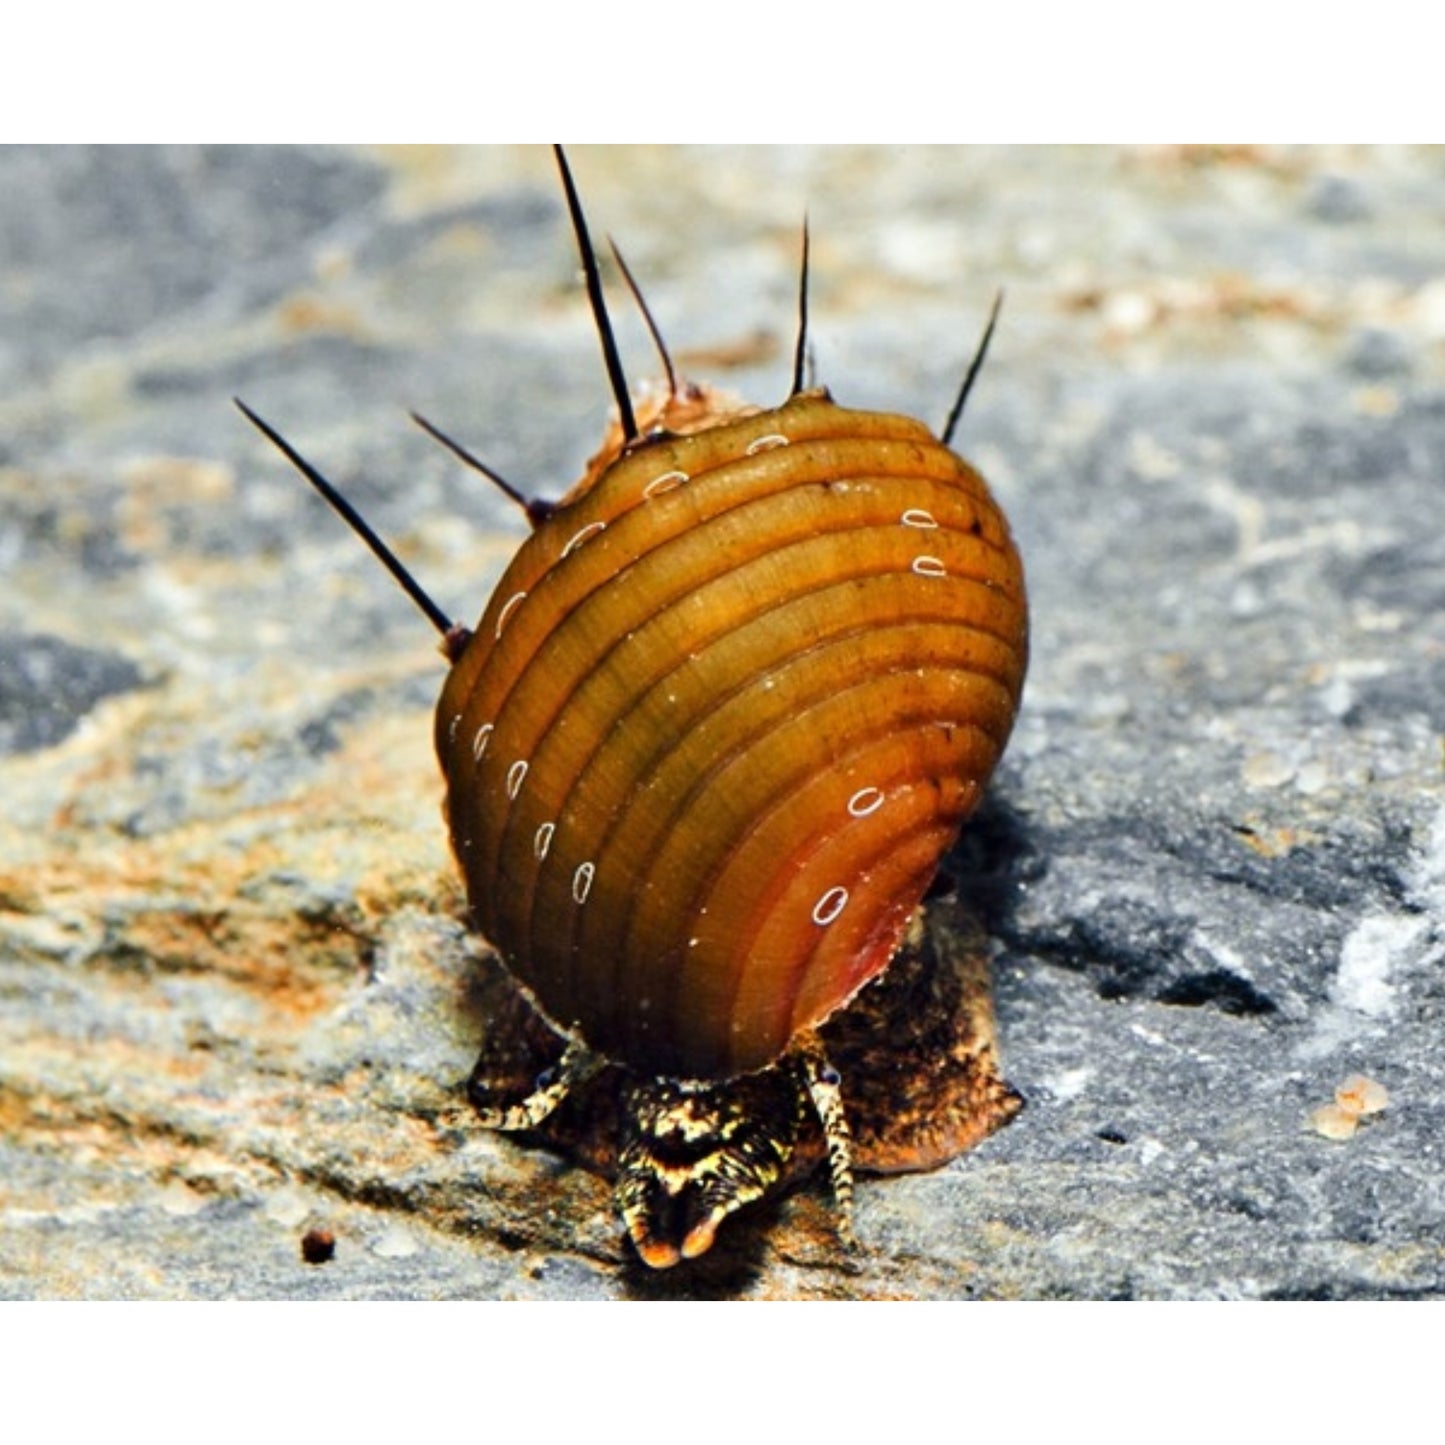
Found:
[2,145,1442,1299]
[1346,326,1415,379]
[1307,173,1373,224]
[0,633,148,754]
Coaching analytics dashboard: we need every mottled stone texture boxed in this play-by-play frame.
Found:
[2,146,1442,1299]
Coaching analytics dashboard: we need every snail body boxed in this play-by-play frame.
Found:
[241,146,1027,1270]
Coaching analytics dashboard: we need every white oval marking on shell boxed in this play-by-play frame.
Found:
[911,555,948,578]
[901,508,939,529]
[505,759,529,800]
[447,713,462,744]
[572,861,595,905]
[534,821,555,860]
[472,723,494,761]
[847,786,885,818]
[811,886,850,926]
[643,469,689,499]
[560,520,606,557]
[746,433,789,455]
[495,590,527,638]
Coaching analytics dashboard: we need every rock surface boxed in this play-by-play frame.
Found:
[1,144,1442,1299]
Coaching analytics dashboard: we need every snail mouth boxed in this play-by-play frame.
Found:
[634,1236,684,1271]
[628,1196,719,1270]
[626,1216,722,1270]
[615,1069,806,1268]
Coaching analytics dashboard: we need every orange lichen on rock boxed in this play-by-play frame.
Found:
[1309,1074,1389,1141]
[1335,1074,1389,1118]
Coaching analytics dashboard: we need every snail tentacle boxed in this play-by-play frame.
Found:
[470,1037,601,1131]
[797,1033,858,1252]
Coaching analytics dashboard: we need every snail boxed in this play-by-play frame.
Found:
[239,146,1028,1269]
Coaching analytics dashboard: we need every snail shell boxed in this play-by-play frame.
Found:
[437,384,1027,1082]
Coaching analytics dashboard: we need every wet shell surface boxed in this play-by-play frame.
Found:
[437,387,1027,1081]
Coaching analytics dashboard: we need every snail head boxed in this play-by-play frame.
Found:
[614,1067,811,1269]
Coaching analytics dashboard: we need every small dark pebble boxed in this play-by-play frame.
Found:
[301,1228,336,1265]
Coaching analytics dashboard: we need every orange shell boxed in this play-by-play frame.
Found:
[436,386,1027,1080]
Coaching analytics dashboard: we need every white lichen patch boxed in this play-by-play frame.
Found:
[1241,751,1295,790]
[1137,1138,1168,1168]
[1044,1066,1095,1103]
[158,1182,210,1218]
[1410,804,1445,913]
[371,1224,419,1259]
[1126,430,1183,481]
[1333,913,1423,1019]
[263,1188,312,1228]
[1301,803,1445,1059]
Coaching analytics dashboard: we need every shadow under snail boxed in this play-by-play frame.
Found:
[239,146,1029,1269]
